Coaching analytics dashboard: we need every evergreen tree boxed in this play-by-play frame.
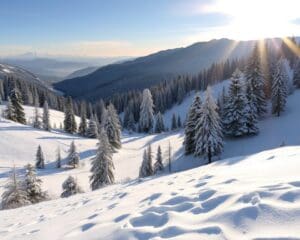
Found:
[177,115,182,128]
[223,69,248,137]
[67,141,80,168]
[1,166,30,209]
[154,145,163,174]
[64,96,77,134]
[78,102,87,136]
[293,59,300,88]
[4,97,14,121]
[61,176,83,198]
[244,82,259,135]
[139,89,154,133]
[194,87,223,163]
[90,129,115,190]
[86,114,98,138]
[127,112,136,133]
[35,145,45,169]
[171,113,177,130]
[184,94,202,155]
[56,146,62,168]
[154,112,165,133]
[139,145,153,178]
[24,164,47,204]
[102,104,122,150]
[245,43,267,117]
[10,88,26,124]
[32,102,42,129]
[43,100,51,131]
[272,60,288,116]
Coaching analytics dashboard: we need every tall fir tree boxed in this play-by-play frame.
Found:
[171,113,177,130]
[194,87,223,163]
[4,97,14,121]
[1,166,30,209]
[184,94,202,155]
[272,60,288,116]
[43,100,51,131]
[139,89,154,133]
[127,112,136,133]
[293,58,300,88]
[177,115,182,128]
[223,69,248,137]
[24,164,47,204]
[244,82,259,135]
[10,88,26,124]
[67,141,80,168]
[245,43,267,117]
[139,145,153,178]
[33,102,42,129]
[56,146,62,168]
[154,145,163,174]
[78,102,88,136]
[61,176,83,198]
[154,112,165,133]
[86,114,98,138]
[35,145,45,169]
[64,96,77,134]
[90,129,115,190]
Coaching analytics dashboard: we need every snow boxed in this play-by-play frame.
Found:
[1,81,300,239]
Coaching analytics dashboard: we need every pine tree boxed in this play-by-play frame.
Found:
[33,102,42,129]
[139,145,153,178]
[43,100,51,131]
[102,103,121,150]
[127,112,136,133]
[24,164,47,204]
[56,146,62,168]
[154,112,165,133]
[154,145,163,174]
[90,129,115,190]
[61,176,83,198]
[78,102,88,136]
[86,114,98,138]
[64,96,77,134]
[272,60,288,116]
[245,82,259,135]
[171,113,177,130]
[293,59,300,88]
[4,97,14,121]
[10,88,26,124]
[184,94,202,155]
[177,115,182,128]
[1,166,30,209]
[67,141,80,168]
[194,87,223,163]
[245,43,267,117]
[139,89,154,133]
[223,69,248,137]
[35,145,45,169]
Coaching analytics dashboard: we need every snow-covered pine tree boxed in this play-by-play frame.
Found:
[78,102,87,136]
[1,166,30,209]
[184,93,202,155]
[86,114,98,138]
[127,112,136,133]
[139,89,154,133]
[61,176,83,198]
[90,129,115,190]
[272,60,288,116]
[4,97,14,121]
[245,43,267,117]
[171,113,177,130]
[177,115,182,128]
[33,102,42,129]
[24,164,47,204]
[139,145,153,178]
[154,111,165,133]
[194,87,223,163]
[10,88,26,124]
[67,141,80,168]
[223,69,248,137]
[43,100,51,131]
[293,59,300,88]
[35,145,45,169]
[280,58,294,94]
[56,146,62,168]
[154,145,163,174]
[244,82,259,135]
[64,96,77,134]
[102,103,122,150]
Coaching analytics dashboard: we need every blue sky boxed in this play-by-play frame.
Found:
[0,0,299,57]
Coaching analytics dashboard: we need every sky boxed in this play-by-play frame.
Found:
[0,0,299,58]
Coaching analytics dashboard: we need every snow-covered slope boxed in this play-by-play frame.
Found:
[1,146,300,239]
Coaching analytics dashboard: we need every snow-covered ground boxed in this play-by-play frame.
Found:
[1,81,300,239]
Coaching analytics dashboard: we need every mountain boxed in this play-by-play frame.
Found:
[54,38,258,100]
[65,66,99,79]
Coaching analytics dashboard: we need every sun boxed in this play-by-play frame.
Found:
[202,0,300,40]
